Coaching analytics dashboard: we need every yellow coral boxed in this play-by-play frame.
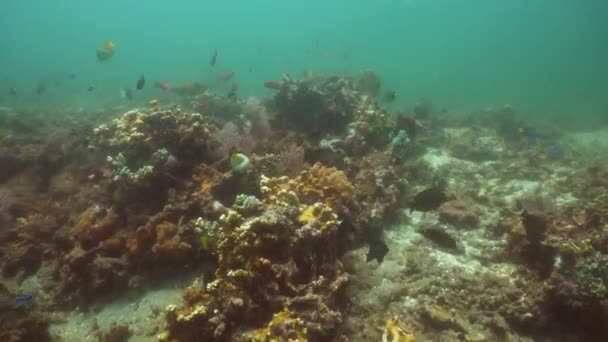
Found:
[298,205,317,224]
[297,203,339,231]
[382,316,415,342]
[253,309,308,342]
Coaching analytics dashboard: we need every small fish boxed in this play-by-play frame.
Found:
[121,88,133,100]
[9,87,17,96]
[16,294,33,304]
[136,75,145,90]
[192,99,209,111]
[518,127,525,134]
[87,85,95,92]
[154,81,172,91]
[547,147,559,154]
[69,73,77,79]
[199,235,209,251]
[227,83,238,99]
[35,82,46,95]
[210,49,218,67]
[264,80,283,90]
[367,239,389,263]
[382,90,397,103]
[219,71,235,81]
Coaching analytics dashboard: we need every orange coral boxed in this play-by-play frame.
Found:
[155,221,177,242]
[74,207,120,248]
[193,164,223,194]
[126,225,155,255]
[295,162,354,205]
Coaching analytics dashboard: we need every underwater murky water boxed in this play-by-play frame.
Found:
[1,1,607,341]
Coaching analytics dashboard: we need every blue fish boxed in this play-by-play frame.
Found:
[547,147,559,154]
[16,294,33,304]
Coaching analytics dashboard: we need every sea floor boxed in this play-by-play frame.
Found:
[1,92,607,341]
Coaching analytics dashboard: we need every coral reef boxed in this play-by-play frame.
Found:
[0,72,607,342]
[161,163,358,340]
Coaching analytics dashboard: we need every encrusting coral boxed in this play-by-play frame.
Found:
[160,162,358,341]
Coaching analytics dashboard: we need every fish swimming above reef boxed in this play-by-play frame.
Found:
[264,80,283,90]
[210,49,218,67]
[219,71,235,81]
[382,90,397,103]
[9,87,17,96]
[16,294,33,304]
[96,40,116,61]
[367,239,389,263]
[136,75,145,90]
[410,185,448,212]
[155,81,172,91]
[35,82,46,95]
[227,82,239,99]
[87,85,95,92]
[121,88,133,100]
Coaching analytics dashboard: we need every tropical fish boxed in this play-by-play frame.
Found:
[35,82,46,95]
[16,294,33,304]
[219,71,235,81]
[87,85,95,92]
[9,87,17,96]
[264,80,283,90]
[192,99,209,111]
[230,152,250,173]
[410,186,448,212]
[210,50,218,67]
[382,90,397,103]
[367,239,389,263]
[121,88,133,100]
[228,83,239,98]
[96,40,116,61]
[154,81,172,91]
[199,234,209,251]
[136,75,145,90]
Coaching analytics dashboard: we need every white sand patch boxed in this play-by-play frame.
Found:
[50,285,185,341]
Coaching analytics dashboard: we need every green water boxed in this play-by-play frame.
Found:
[1,0,607,120]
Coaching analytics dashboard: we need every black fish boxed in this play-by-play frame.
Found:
[382,90,397,103]
[210,49,218,67]
[9,87,17,96]
[69,73,77,79]
[35,82,46,95]
[87,85,95,92]
[367,239,389,263]
[136,75,145,90]
[410,186,447,212]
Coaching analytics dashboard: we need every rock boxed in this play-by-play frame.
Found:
[439,200,479,228]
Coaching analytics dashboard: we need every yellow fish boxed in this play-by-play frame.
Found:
[96,40,116,61]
